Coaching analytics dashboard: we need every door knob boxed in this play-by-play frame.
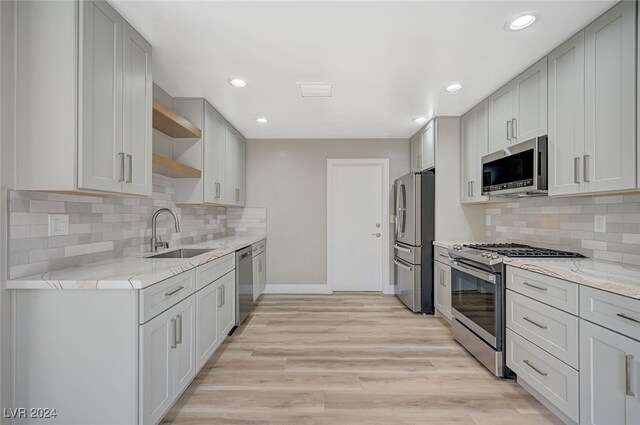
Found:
[372,233,381,237]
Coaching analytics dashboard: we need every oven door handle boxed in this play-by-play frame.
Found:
[451,260,496,284]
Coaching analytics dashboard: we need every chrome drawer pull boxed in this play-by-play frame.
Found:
[522,281,548,291]
[625,355,635,396]
[523,316,548,329]
[523,359,548,377]
[617,313,640,324]
[165,285,185,297]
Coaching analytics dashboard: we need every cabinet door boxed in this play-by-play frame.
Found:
[236,136,246,206]
[218,271,236,337]
[584,1,636,194]
[410,133,422,172]
[173,296,196,397]
[195,281,220,370]
[258,252,266,296]
[461,101,489,203]
[224,127,237,205]
[207,110,226,204]
[79,0,124,193]
[140,306,174,425]
[548,31,585,197]
[513,57,547,143]
[434,262,451,320]
[488,83,514,153]
[580,320,640,425]
[421,120,435,170]
[122,24,152,196]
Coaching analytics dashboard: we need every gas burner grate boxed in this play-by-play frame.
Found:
[464,243,585,258]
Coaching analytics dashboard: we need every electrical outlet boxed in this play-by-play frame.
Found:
[594,215,606,233]
[48,214,69,236]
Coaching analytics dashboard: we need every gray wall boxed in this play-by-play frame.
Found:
[486,194,640,265]
[245,138,410,286]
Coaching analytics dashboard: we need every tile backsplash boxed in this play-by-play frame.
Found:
[486,194,640,265]
[8,174,266,279]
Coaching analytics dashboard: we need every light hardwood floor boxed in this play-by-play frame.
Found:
[162,293,561,425]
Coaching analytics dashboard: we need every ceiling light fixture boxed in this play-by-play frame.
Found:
[413,117,428,124]
[445,83,463,92]
[256,117,268,124]
[229,78,247,87]
[506,13,537,31]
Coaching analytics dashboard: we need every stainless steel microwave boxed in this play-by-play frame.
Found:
[481,136,548,197]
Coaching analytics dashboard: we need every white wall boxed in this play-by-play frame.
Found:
[434,117,486,242]
[245,138,410,287]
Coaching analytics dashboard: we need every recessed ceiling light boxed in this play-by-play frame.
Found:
[413,117,428,124]
[256,117,268,124]
[445,83,463,92]
[229,78,247,87]
[506,14,537,31]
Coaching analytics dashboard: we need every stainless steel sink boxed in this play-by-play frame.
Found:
[147,248,211,259]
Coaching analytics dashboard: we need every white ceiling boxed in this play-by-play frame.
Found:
[112,0,616,140]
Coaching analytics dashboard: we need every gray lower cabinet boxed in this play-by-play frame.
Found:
[580,320,640,425]
[16,0,152,196]
[506,266,640,424]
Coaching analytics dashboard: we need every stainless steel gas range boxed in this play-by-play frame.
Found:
[446,243,584,378]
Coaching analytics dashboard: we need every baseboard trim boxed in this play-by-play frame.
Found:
[263,283,333,294]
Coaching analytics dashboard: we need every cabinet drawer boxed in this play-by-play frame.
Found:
[506,266,578,314]
[434,246,451,264]
[506,329,579,423]
[252,239,266,257]
[580,286,640,341]
[196,253,235,291]
[506,290,579,368]
[139,270,196,323]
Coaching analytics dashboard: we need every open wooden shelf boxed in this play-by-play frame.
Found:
[152,99,202,139]
[152,154,202,179]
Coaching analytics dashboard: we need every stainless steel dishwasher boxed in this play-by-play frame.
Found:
[235,246,254,327]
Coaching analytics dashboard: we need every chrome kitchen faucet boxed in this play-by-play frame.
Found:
[150,208,181,252]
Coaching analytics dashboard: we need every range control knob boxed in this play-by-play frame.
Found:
[491,254,500,259]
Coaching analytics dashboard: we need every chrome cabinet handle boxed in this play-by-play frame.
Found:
[215,182,220,198]
[235,188,240,202]
[511,118,517,140]
[170,318,177,349]
[394,243,411,253]
[439,270,445,287]
[574,157,581,184]
[222,285,225,306]
[126,154,133,183]
[617,313,640,324]
[522,281,548,292]
[393,259,412,272]
[218,286,223,308]
[523,316,548,329]
[176,314,183,345]
[470,181,474,197]
[506,120,512,140]
[165,285,185,297]
[118,152,125,182]
[625,355,635,396]
[523,359,548,376]
[583,155,590,183]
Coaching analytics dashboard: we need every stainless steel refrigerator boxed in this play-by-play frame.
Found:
[393,170,435,313]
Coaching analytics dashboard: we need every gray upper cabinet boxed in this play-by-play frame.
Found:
[548,32,585,197]
[421,120,435,171]
[210,110,227,204]
[488,82,515,153]
[122,24,153,196]
[460,100,489,204]
[223,128,246,207]
[549,1,636,197]
[583,0,636,194]
[410,131,422,172]
[513,58,547,143]
[487,58,547,155]
[15,0,152,196]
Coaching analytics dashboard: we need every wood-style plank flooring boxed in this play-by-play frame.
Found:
[162,293,561,425]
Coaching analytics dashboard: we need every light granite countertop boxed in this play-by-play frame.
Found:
[8,234,266,290]
[433,241,483,249]
[504,257,640,300]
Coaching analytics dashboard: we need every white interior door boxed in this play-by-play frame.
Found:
[327,159,389,292]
